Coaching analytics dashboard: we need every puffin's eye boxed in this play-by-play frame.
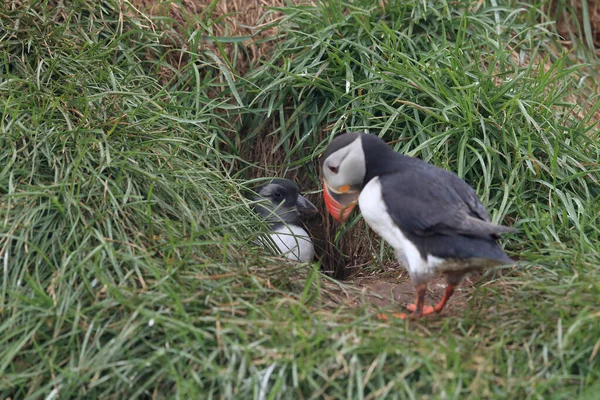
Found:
[274,191,282,199]
[328,165,339,174]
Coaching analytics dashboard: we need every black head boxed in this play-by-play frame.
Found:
[323,132,362,162]
[322,132,401,185]
[321,132,399,221]
[253,178,318,225]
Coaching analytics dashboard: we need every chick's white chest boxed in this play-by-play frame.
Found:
[358,177,436,277]
[270,224,314,262]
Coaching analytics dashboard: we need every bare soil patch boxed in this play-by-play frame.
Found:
[349,264,480,316]
[309,260,483,317]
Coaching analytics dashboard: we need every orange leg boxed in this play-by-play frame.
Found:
[406,283,457,315]
[376,284,446,321]
[433,284,455,313]
[405,304,435,315]
[412,284,428,317]
[376,285,427,320]
[405,284,435,316]
[376,312,408,320]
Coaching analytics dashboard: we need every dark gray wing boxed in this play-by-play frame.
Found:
[379,170,515,238]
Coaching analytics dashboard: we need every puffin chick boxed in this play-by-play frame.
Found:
[321,132,516,319]
[253,179,318,262]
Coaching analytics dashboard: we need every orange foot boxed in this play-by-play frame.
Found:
[376,312,409,320]
[405,304,436,315]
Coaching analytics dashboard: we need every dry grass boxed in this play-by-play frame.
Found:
[128,0,310,76]
[545,0,600,127]
[550,0,600,49]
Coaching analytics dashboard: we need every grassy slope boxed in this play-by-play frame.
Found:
[1,0,599,398]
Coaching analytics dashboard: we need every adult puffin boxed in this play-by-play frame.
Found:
[321,132,515,318]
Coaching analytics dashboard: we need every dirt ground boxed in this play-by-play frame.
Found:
[349,263,480,314]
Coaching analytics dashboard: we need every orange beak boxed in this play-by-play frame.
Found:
[322,181,359,222]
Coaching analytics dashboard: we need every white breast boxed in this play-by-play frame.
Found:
[268,224,314,263]
[358,177,437,278]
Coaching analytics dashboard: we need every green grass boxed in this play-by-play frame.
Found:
[1,0,600,398]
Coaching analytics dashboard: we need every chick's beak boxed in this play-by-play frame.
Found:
[296,194,318,216]
[322,181,359,222]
